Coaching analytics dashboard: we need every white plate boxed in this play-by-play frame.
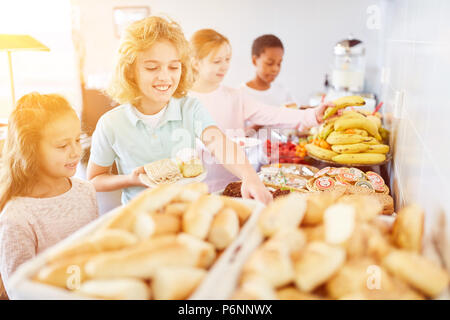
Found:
[138,170,207,188]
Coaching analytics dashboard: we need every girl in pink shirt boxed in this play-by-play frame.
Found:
[0,93,99,298]
[189,29,331,191]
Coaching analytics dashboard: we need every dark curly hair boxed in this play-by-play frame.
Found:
[251,34,284,57]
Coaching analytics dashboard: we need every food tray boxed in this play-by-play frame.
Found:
[8,198,265,300]
[261,163,319,177]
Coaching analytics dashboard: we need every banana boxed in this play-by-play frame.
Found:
[322,96,366,120]
[331,143,370,154]
[305,143,339,161]
[326,131,377,145]
[366,144,390,154]
[332,153,386,165]
[367,115,382,129]
[319,122,335,140]
[364,137,381,145]
[341,110,367,120]
[334,117,382,141]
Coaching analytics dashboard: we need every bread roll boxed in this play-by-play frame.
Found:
[152,266,206,300]
[277,286,322,300]
[182,195,223,239]
[133,213,155,240]
[232,275,277,300]
[392,204,424,252]
[302,225,325,242]
[175,183,209,202]
[78,278,150,300]
[35,253,94,289]
[325,258,396,299]
[47,229,138,263]
[207,207,239,250]
[259,193,307,237]
[220,196,252,224]
[150,212,181,236]
[337,195,382,222]
[294,242,346,292]
[324,204,355,245]
[242,246,295,288]
[302,192,335,225]
[176,233,216,268]
[345,223,392,262]
[264,228,306,254]
[84,242,198,279]
[373,193,394,215]
[382,250,450,298]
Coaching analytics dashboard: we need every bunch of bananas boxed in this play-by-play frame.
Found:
[306,97,390,165]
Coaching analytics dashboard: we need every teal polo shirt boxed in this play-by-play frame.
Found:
[90,96,216,204]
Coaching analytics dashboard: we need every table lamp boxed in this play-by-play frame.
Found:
[0,34,50,107]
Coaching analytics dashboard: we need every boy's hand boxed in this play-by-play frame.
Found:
[129,166,147,187]
[315,102,335,124]
[241,173,273,205]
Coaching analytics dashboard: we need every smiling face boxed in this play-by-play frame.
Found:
[252,46,284,85]
[134,40,182,110]
[38,112,82,179]
[195,42,232,86]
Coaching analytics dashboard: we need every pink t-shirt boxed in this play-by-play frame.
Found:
[189,85,319,191]
[0,177,99,297]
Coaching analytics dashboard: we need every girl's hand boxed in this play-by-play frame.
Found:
[241,173,273,205]
[129,166,147,187]
[315,102,335,124]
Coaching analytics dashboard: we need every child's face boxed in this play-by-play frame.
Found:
[252,47,284,84]
[196,43,231,85]
[135,40,182,107]
[38,113,82,179]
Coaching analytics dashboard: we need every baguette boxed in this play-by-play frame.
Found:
[302,192,335,225]
[84,242,198,279]
[47,229,138,263]
[207,207,239,250]
[152,266,206,300]
[182,195,223,239]
[164,203,189,217]
[78,278,150,300]
[293,242,346,292]
[35,253,94,289]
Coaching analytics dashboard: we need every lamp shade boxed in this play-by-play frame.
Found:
[0,34,50,51]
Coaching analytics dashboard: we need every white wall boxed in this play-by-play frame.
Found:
[380,0,450,271]
[75,0,382,103]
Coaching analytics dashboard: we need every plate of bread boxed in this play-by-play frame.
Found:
[139,157,207,188]
[8,183,265,300]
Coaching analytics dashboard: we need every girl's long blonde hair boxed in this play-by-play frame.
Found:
[0,92,76,211]
[107,16,193,105]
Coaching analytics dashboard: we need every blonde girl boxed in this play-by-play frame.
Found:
[189,29,331,191]
[87,16,271,204]
[0,93,99,298]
